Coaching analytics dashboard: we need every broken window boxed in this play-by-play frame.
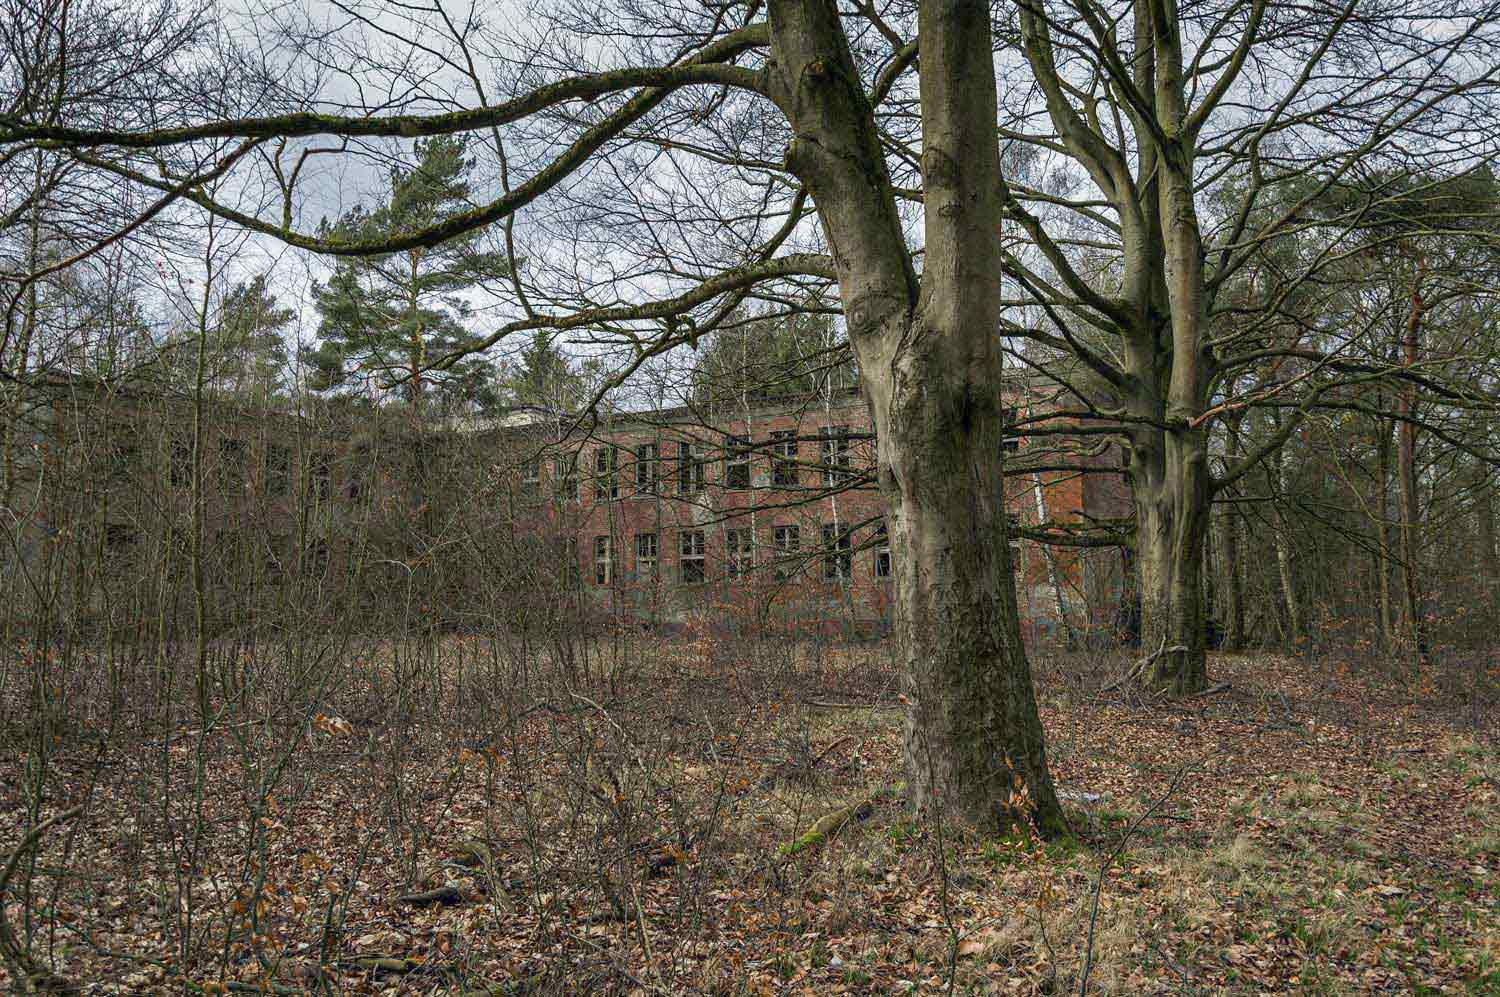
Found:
[594,446,620,501]
[555,452,580,501]
[819,426,852,487]
[169,440,191,487]
[725,527,753,578]
[265,444,292,496]
[305,538,330,575]
[676,442,706,495]
[635,532,659,577]
[309,452,331,501]
[519,455,541,497]
[773,524,801,579]
[219,437,248,489]
[594,535,613,584]
[822,523,852,581]
[635,442,659,490]
[103,521,136,560]
[724,435,751,490]
[679,529,706,583]
[771,430,799,488]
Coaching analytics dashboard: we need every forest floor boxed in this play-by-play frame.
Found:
[1,642,1497,994]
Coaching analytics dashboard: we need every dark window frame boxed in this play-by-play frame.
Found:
[519,455,542,496]
[635,442,660,489]
[555,453,580,501]
[772,523,801,579]
[819,425,852,487]
[594,534,613,584]
[594,446,620,501]
[676,441,707,495]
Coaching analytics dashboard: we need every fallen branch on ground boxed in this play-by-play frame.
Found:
[0,806,83,992]
[398,883,463,906]
[803,700,902,711]
[778,786,898,858]
[1100,637,1190,693]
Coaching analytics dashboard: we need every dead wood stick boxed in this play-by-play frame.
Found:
[0,806,83,987]
[1100,636,1190,693]
[803,700,900,711]
[778,787,898,858]
[398,883,463,906]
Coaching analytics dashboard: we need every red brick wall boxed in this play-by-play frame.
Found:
[523,387,1122,640]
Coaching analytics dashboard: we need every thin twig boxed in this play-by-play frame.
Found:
[1078,766,1191,994]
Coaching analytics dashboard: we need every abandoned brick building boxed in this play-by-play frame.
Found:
[517,381,1129,641]
[6,375,1129,642]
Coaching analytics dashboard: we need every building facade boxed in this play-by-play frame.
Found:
[7,377,1129,644]
[513,382,1129,643]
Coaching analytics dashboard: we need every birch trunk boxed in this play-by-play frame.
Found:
[1271,439,1302,645]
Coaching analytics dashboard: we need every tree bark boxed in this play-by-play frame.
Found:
[1397,276,1427,664]
[1131,434,1211,694]
[1476,469,1500,623]
[766,0,1063,833]
[881,355,1062,831]
[1374,408,1394,647]
[1220,413,1245,649]
[1270,435,1302,647]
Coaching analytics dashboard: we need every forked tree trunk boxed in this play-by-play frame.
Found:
[1131,134,1213,695]
[766,0,1063,833]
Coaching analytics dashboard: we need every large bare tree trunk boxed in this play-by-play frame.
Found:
[1130,434,1211,694]
[767,0,1063,832]
[880,357,1062,831]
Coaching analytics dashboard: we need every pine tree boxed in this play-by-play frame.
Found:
[496,330,589,414]
[213,274,292,400]
[304,136,509,414]
[689,304,857,407]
